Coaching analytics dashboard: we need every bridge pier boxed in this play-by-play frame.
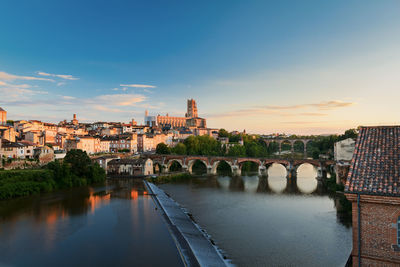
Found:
[286,162,297,179]
[182,165,188,173]
[259,166,268,177]
[232,164,241,176]
[162,164,168,174]
[207,165,216,175]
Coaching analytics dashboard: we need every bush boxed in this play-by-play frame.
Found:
[0,150,106,200]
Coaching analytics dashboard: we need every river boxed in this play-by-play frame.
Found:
[159,163,352,267]
[0,180,183,267]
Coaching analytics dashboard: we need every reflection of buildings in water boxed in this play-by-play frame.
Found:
[88,188,111,214]
[242,176,259,193]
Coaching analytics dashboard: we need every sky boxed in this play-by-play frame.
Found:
[1,0,400,135]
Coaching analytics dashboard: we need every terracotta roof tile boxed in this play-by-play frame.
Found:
[345,126,400,196]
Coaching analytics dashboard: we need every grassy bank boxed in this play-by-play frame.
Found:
[147,173,193,184]
[0,149,106,200]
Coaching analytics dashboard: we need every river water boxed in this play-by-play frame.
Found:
[160,163,352,267]
[0,180,183,267]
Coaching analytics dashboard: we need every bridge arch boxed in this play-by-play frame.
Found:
[238,159,261,175]
[167,159,183,172]
[293,140,305,154]
[153,161,163,174]
[211,160,233,175]
[267,162,287,177]
[187,159,208,174]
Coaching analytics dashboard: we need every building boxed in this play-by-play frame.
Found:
[156,114,187,128]
[334,138,356,184]
[0,126,16,142]
[72,114,79,125]
[155,99,207,129]
[107,158,153,176]
[345,126,400,266]
[334,138,355,161]
[144,110,157,127]
[0,107,6,125]
[34,145,54,163]
[185,98,198,117]
[64,136,101,154]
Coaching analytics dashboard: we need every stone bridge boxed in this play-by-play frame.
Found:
[146,154,334,179]
[262,138,312,156]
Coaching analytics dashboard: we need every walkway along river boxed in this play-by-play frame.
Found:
[159,163,352,267]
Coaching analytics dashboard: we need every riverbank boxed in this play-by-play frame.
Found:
[144,181,229,267]
[0,150,106,200]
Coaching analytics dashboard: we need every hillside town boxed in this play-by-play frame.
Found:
[0,100,219,166]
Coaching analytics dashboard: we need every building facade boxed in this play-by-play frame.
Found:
[345,126,400,266]
[0,107,6,125]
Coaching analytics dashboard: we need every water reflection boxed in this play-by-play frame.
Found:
[160,165,352,267]
[242,176,259,193]
[0,180,183,267]
[215,164,322,195]
[217,176,231,190]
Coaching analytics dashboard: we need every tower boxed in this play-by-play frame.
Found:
[185,99,198,118]
[72,114,78,125]
[0,107,7,125]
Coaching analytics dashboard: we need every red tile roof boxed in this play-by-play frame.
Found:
[345,126,400,196]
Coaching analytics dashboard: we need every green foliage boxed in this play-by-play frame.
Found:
[172,143,187,155]
[118,149,130,153]
[184,135,222,156]
[0,170,56,200]
[159,128,357,159]
[227,145,246,157]
[156,143,171,154]
[218,128,229,137]
[0,149,106,200]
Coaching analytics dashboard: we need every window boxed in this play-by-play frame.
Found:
[398,216,400,246]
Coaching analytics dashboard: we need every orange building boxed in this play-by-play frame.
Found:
[0,107,7,125]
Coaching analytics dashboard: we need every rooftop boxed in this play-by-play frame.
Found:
[345,126,400,196]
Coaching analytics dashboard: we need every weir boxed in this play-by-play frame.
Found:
[144,181,228,267]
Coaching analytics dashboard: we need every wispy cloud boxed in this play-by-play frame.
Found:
[37,71,79,80]
[120,84,156,88]
[255,100,355,111]
[90,93,146,106]
[61,96,76,100]
[57,82,66,86]
[208,100,354,119]
[0,71,54,82]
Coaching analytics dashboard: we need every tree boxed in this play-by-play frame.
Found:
[218,128,229,138]
[340,129,358,140]
[156,143,170,154]
[172,143,187,155]
[227,145,246,157]
[64,149,92,178]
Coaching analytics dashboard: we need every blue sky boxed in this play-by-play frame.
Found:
[1,0,400,134]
